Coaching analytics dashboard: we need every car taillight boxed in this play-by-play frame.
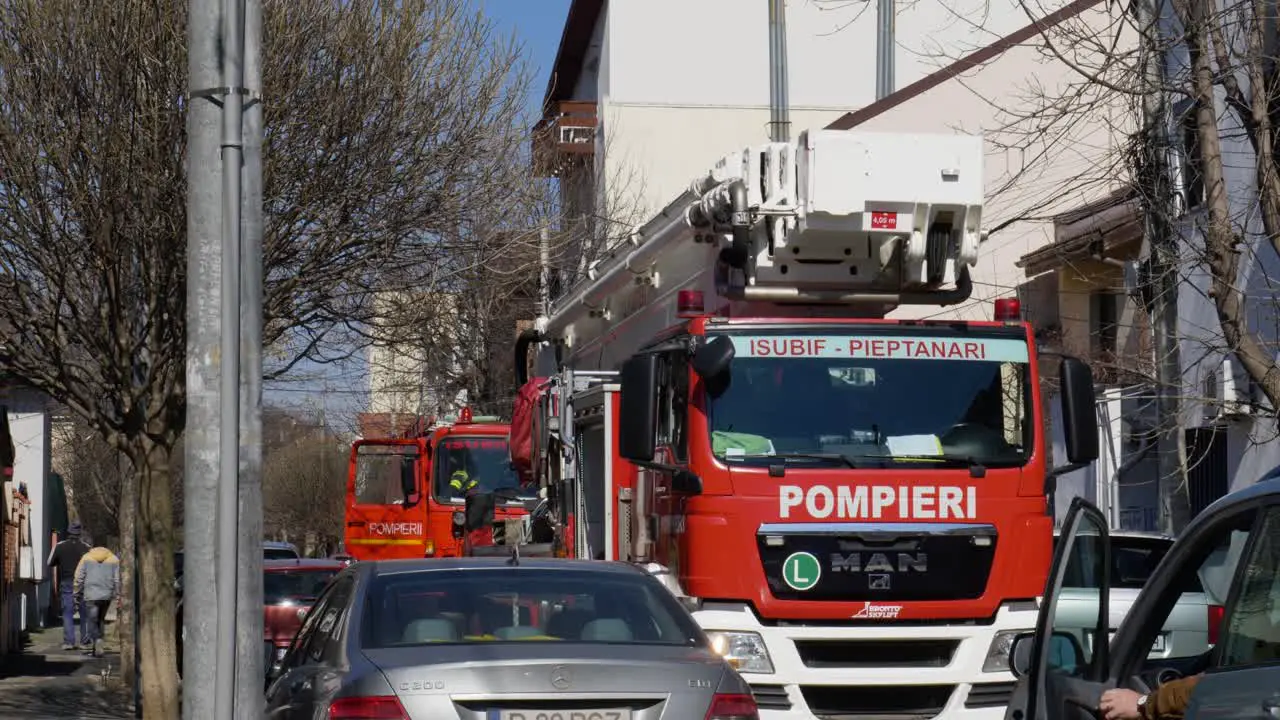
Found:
[1207,604,1225,645]
[327,696,408,719]
[706,693,759,720]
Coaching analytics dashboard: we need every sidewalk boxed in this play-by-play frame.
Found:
[0,615,133,720]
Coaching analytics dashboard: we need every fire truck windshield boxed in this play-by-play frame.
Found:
[432,436,533,502]
[352,444,419,505]
[705,332,1033,469]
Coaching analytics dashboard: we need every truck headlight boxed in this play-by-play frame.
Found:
[706,631,774,674]
[983,630,1031,673]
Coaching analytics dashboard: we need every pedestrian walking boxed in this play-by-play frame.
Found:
[45,522,90,650]
[73,543,120,657]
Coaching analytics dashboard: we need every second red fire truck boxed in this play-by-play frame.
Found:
[506,128,1100,719]
[343,408,535,560]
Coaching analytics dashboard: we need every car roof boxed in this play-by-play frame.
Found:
[1051,527,1176,542]
[264,558,347,572]
[263,541,298,549]
[365,557,648,577]
[1109,529,1176,542]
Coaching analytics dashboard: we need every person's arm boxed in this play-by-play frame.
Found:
[1141,674,1204,720]
[46,543,58,569]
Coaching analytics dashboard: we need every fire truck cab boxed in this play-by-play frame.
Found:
[511,129,1102,719]
[343,408,535,560]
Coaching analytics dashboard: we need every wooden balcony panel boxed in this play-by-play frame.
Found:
[532,101,598,176]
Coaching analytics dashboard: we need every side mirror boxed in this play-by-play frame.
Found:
[464,492,496,532]
[1009,630,1087,678]
[692,335,735,379]
[400,456,419,509]
[618,354,659,462]
[671,469,703,496]
[1058,356,1098,464]
[1009,632,1036,677]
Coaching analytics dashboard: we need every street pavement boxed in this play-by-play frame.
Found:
[0,616,133,719]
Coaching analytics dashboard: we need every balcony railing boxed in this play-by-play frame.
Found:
[533,101,597,177]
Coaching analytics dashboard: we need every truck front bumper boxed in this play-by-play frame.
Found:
[693,602,1034,720]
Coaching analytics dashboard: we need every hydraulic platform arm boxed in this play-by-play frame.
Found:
[516,127,988,379]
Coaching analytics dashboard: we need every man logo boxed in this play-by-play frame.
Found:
[830,552,928,573]
[550,665,572,690]
[869,574,891,590]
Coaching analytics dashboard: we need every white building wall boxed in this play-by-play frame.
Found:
[367,291,469,419]
[603,0,1042,110]
[597,0,1065,222]
[589,2,1132,322]
[2,387,54,626]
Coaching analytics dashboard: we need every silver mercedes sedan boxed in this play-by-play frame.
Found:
[263,556,759,719]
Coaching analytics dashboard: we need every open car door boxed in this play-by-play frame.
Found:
[1004,496,1111,720]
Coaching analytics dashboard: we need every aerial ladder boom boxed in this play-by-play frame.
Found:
[523,128,986,375]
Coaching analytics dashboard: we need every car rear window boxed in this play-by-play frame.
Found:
[264,569,338,605]
[1109,537,1204,592]
[264,547,299,561]
[361,568,704,649]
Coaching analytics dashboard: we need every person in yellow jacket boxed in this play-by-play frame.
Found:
[73,545,121,657]
[450,468,479,496]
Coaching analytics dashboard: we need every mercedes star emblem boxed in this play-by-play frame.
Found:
[549,665,572,690]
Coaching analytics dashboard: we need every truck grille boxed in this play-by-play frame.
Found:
[749,684,792,711]
[794,639,959,668]
[800,684,954,718]
[757,523,997,602]
[964,681,1016,709]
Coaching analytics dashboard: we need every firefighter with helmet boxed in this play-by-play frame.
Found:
[449,465,479,496]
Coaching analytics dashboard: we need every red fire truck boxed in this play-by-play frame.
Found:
[343,407,535,561]
[509,129,1100,719]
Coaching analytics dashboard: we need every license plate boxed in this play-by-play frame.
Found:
[1089,630,1166,654]
[489,711,629,720]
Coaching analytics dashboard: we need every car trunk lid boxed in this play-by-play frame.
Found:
[363,644,726,720]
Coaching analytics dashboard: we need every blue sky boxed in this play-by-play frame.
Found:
[265,1,572,428]
[482,0,573,115]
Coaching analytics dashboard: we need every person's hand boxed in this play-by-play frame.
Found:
[1099,688,1144,720]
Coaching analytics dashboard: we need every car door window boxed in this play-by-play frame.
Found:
[284,590,333,670]
[307,576,354,663]
[1112,509,1255,670]
[1047,505,1109,679]
[1217,506,1280,668]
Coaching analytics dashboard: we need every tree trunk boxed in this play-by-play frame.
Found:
[134,436,180,719]
[118,454,137,687]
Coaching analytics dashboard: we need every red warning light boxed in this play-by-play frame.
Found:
[993,298,1021,322]
[459,406,473,424]
[677,290,705,318]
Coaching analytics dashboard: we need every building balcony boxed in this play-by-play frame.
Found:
[532,101,597,177]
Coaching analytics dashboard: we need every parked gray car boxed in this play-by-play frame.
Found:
[1052,530,1213,661]
[1004,481,1280,720]
[263,557,759,719]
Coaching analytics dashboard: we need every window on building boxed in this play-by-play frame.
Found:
[1173,99,1205,212]
[1090,290,1121,357]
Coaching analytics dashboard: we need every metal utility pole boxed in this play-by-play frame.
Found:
[235,0,266,715]
[539,227,551,318]
[1137,0,1190,534]
[187,0,265,714]
[214,0,246,711]
[876,0,895,99]
[184,0,224,715]
[767,0,791,143]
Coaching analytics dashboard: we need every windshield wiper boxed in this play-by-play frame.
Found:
[850,453,990,477]
[725,452,882,469]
